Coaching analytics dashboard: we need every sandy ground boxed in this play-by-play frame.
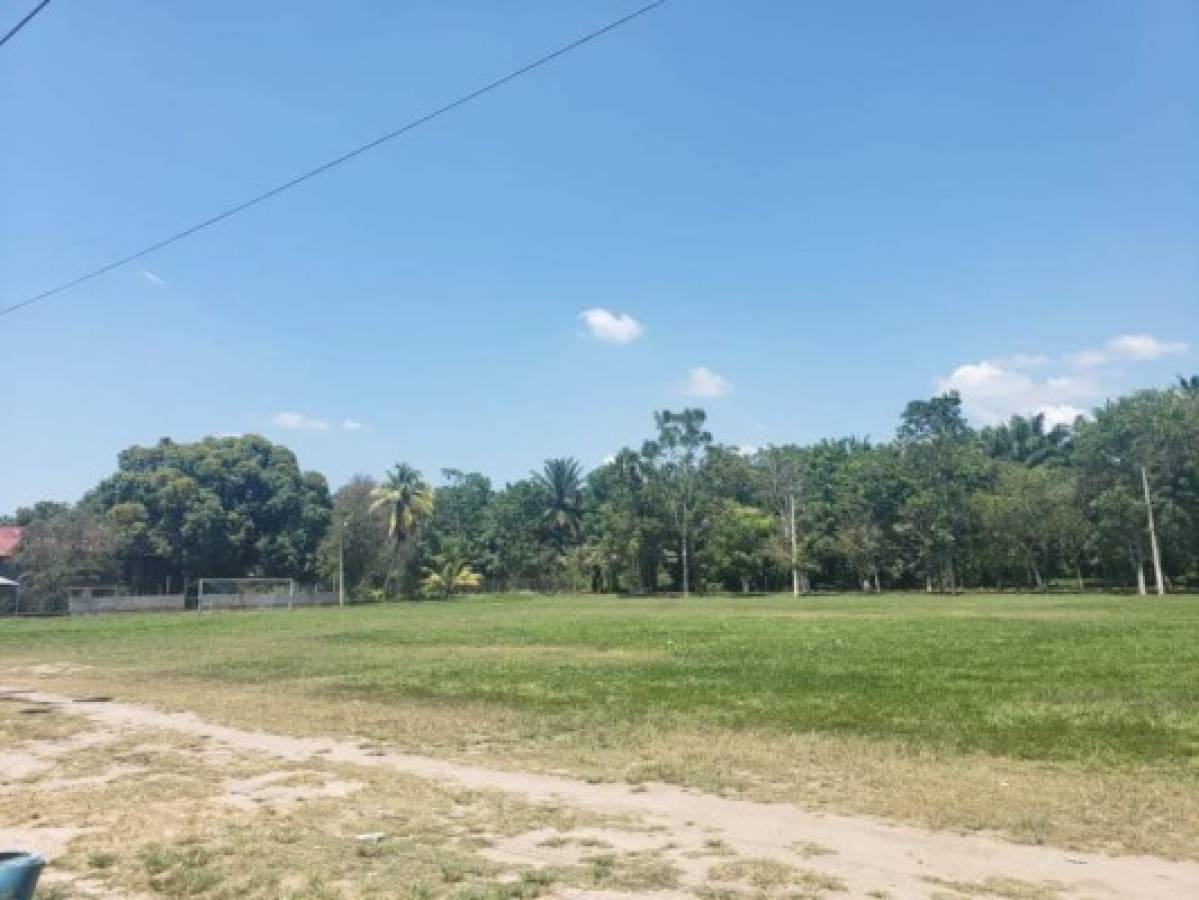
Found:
[2,685,1198,899]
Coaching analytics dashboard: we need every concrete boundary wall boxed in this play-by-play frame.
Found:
[197,591,335,612]
[68,594,187,615]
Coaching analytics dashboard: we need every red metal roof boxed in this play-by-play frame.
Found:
[0,526,23,558]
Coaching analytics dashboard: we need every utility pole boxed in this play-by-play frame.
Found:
[1141,466,1165,596]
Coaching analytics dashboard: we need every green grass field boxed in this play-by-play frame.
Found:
[3,593,1198,857]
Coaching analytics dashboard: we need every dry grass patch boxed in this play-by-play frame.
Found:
[11,669,1199,861]
[0,713,645,899]
[925,875,1068,899]
[706,857,846,897]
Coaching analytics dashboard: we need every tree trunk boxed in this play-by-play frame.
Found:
[1141,466,1166,596]
[1133,547,1147,596]
[872,568,881,593]
[681,499,690,598]
[1031,560,1044,591]
[1074,563,1084,592]
[788,493,799,599]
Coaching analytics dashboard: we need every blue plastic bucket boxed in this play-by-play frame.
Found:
[0,852,44,900]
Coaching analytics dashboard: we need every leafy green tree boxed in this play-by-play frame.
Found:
[486,479,554,590]
[317,476,390,597]
[585,449,668,592]
[973,464,1078,589]
[85,435,331,591]
[419,470,495,586]
[1073,388,1199,591]
[13,506,119,612]
[703,501,776,593]
[895,393,986,591]
[643,409,712,596]
[753,445,805,595]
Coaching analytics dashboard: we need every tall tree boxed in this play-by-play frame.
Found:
[370,463,435,596]
[643,409,712,596]
[756,445,805,596]
[317,475,390,598]
[532,458,585,549]
[895,393,985,591]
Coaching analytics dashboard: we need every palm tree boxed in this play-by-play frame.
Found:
[983,413,1072,467]
[370,463,434,595]
[421,555,483,599]
[532,458,584,547]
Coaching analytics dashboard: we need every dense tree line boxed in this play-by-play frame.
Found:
[5,378,1198,609]
[322,377,1199,598]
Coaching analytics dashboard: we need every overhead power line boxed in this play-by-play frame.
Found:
[0,0,669,320]
[0,0,52,49]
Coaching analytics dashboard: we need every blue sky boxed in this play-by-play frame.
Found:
[2,0,1196,510]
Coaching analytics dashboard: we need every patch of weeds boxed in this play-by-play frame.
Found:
[709,858,846,896]
[451,870,554,900]
[703,837,736,856]
[791,840,833,858]
[1012,813,1053,847]
[139,841,223,896]
[924,875,1066,900]
[86,851,118,870]
[549,850,680,892]
[289,877,342,900]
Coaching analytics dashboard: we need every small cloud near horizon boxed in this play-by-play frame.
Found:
[272,411,331,432]
[681,366,733,399]
[1066,333,1188,368]
[340,419,367,431]
[138,269,166,286]
[579,308,644,344]
[937,332,1189,428]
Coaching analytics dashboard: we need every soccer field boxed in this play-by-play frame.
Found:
[2,594,1198,896]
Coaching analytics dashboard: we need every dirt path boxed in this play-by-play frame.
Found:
[4,686,1197,900]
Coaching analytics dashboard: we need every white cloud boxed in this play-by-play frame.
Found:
[340,419,366,431]
[1066,348,1109,368]
[138,269,166,286]
[272,411,330,431]
[935,361,1097,427]
[736,444,758,457]
[1068,333,1188,367]
[681,366,733,398]
[942,333,1190,427]
[996,352,1049,370]
[1106,333,1188,361]
[579,308,644,344]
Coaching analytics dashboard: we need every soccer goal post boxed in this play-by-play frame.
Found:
[196,577,296,611]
